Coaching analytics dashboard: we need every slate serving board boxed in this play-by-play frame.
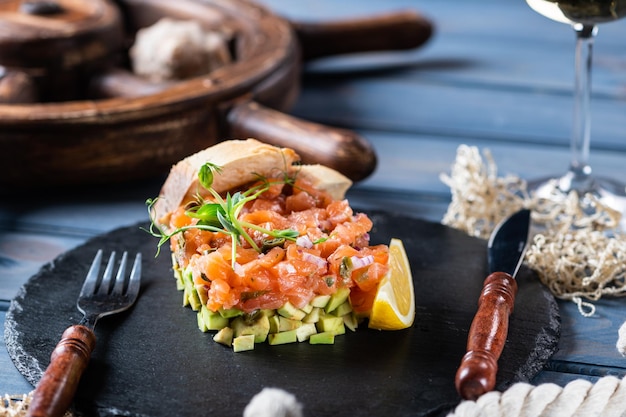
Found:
[5,212,560,417]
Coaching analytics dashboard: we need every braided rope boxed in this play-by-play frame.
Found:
[617,321,626,357]
[447,375,626,417]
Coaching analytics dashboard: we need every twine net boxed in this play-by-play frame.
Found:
[440,145,626,316]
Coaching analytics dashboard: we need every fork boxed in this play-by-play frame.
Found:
[26,250,142,417]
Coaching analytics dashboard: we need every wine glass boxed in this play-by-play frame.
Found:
[525,0,626,218]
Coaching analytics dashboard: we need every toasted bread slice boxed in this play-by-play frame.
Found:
[153,139,352,227]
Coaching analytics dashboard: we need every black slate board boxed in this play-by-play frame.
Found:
[5,212,560,417]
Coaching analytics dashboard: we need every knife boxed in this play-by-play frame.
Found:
[454,208,531,401]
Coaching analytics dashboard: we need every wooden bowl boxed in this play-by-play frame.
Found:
[0,0,433,189]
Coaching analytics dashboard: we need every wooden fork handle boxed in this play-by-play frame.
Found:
[454,272,518,401]
[27,325,97,417]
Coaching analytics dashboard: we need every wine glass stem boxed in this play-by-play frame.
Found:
[566,24,597,193]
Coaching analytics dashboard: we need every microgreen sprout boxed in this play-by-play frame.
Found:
[146,162,300,269]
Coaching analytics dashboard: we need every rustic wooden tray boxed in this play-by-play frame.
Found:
[0,0,432,189]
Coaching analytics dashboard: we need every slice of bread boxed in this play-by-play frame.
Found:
[153,138,352,226]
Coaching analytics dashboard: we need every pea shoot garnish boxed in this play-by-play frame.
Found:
[147,162,300,268]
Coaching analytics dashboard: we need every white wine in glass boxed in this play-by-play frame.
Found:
[525,0,626,217]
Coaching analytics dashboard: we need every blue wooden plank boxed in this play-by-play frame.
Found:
[531,370,600,386]
[0,232,84,301]
[346,129,626,198]
[289,78,626,151]
[260,0,626,93]
[0,180,160,236]
[550,298,626,370]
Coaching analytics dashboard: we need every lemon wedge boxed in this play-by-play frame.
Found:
[368,238,415,330]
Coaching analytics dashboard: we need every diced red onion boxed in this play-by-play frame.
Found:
[302,252,328,269]
[296,235,314,249]
[350,255,374,270]
[233,262,245,277]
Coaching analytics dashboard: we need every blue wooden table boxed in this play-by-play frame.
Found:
[2,0,626,408]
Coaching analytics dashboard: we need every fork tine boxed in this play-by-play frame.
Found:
[97,252,117,295]
[79,250,103,297]
[126,253,142,299]
[112,252,129,294]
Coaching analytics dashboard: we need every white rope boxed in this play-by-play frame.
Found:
[243,387,303,417]
[447,375,626,417]
[617,321,626,357]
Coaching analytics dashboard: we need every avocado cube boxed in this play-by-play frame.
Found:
[197,312,208,332]
[296,323,317,342]
[219,307,244,319]
[201,306,229,330]
[310,294,331,308]
[187,286,202,311]
[231,315,270,343]
[309,331,335,344]
[182,287,190,307]
[173,262,184,291]
[183,267,193,284]
[302,307,322,324]
[278,317,302,332]
[213,327,234,347]
[259,309,276,318]
[331,301,352,317]
[301,303,314,314]
[343,313,359,332]
[316,316,345,335]
[233,334,255,352]
[268,329,298,345]
[268,315,280,333]
[277,302,306,321]
[195,284,209,306]
[324,287,350,314]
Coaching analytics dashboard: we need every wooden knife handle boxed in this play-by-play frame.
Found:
[455,272,518,401]
[27,325,97,417]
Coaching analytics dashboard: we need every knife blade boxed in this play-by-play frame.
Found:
[454,208,531,400]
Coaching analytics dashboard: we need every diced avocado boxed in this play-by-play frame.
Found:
[233,334,255,352]
[324,287,350,314]
[197,311,208,332]
[182,286,190,307]
[201,305,229,330]
[195,284,209,306]
[309,331,335,344]
[231,315,270,343]
[277,302,306,321]
[343,313,359,332]
[174,269,184,291]
[213,327,234,347]
[296,323,317,342]
[331,301,352,317]
[278,317,302,332]
[219,307,244,319]
[268,329,298,345]
[259,309,276,318]
[176,275,185,291]
[316,316,345,335]
[173,255,185,290]
[301,303,314,314]
[182,267,193,284]
[268,315,280,333]
[186,285,202,311]
[302,307,323,324]
[310,294,331,308]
